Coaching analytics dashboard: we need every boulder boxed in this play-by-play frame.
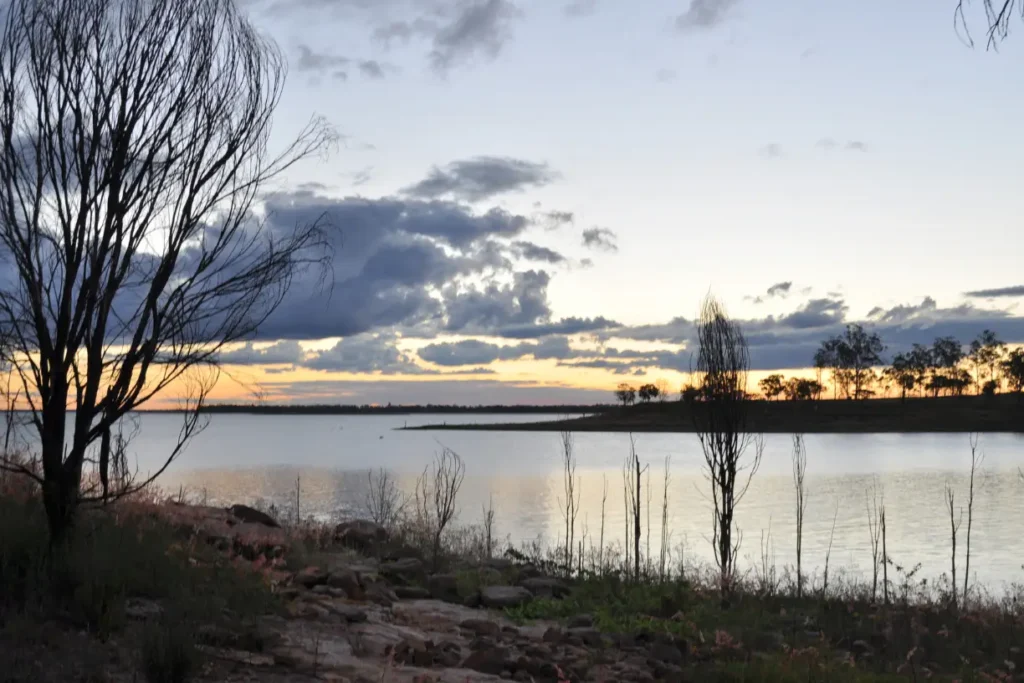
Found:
[334,519,387,551]
[394,586,432,600]
[520,576,569,599]
[294,566,329,589]
[567,614,594,629]
[229,504,280,527]
[480,585,533,609]
[648,641,684,665]
[462,646,511,676]
[428,573,462,603]
[326,568,364,600]
[380,557,425,582]
[460,618,502,637]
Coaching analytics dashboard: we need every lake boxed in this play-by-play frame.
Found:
[70,413,1024,593]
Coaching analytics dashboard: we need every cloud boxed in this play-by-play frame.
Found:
[816,138,837,151]
[563,0,597,17]
[964,285,1024,299]
[219,340,306,366]
[295,45,393,81]
[304,334,424,374]
[656,68,678,83]
[675,0,740,30]
[581,227,618,252]
[245,189,568,342]
[845,141,868,152]
[759,143,783,159]
[536,210,575,230]
[429,0,523,74]
[766,281,792,298]
[511,241,566,264]
[403,156,557,202]
[418,336,580,366]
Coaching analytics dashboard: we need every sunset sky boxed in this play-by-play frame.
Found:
[198,0,1024,406]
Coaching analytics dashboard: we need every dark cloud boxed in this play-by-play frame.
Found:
[295,46,393,81]
[418,335,580,367]
[495,316,621,339]
[304,334,423,374]
[581,227,618,252]
[563,0,597,17]
[536,210,575,230]
[248,190,554,341]
[403,156,557,202]
[219,340,305,366]
[511,241,566,264]
[675,0,740,30]
[779,297,847,329]
[766,281,792,298]
[428,0,523,74]
[964,285,1024,299]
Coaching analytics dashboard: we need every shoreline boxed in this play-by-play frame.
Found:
[403,394,1024,433]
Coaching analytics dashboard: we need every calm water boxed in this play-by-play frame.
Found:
[71,413,1024,592]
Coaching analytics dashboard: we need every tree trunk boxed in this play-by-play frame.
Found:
[43,466,81,542]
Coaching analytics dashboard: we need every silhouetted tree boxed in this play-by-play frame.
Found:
[692,294,762,594]
[784,377,822,401]
[818,325,884,400]
[1002,349,1024,394]
[637,383,660,403]
[615,383,637,406]
[758,374,786,401]
[814,339,842,400]
[955,0,1023,48]
[655,379,670,402]
[968,330,1005,393]
[0,0,333,539]
[884,353,918,401]
[927,337,970,397]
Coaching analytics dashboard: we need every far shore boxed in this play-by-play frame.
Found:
[404,394,1024,433]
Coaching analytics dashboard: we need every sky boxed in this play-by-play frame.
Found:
[194,0,1024,406]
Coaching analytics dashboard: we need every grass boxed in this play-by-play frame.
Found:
[0,493,280,682]
[503,571,1024,682]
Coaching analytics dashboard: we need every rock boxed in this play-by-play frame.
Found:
[229,504,279,527]
[428,573,462,603]
[567,614,594,629]
[330,603,369,623]
[365,582,399,607]
[462,646,511,676]
[326,568,364,599]
[311,585,347,598]
[125,598,163,621]
[486,557,514,571]
[394,586,431,600]
[435,640,463,668]
[480,585,533,609]
[648,641,684,665]
[380,557,424,581]
[460,618,502,637]
[747,630,785,652]
[542,627,564,644]
[567,627,603,648]
[520,576,570,598]
[852,640,874,657]
[294,566,329,589]
[334,519,387,551]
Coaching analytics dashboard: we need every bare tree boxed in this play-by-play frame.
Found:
[821,501,838,599]
[365,468,406,530]
[956,0,1024,48]
[792,433,808,598]
[415,447,466,570]
[963,433,983,609]
[659,456,671,581]
[945,481,962,610]
[692,294,762,593]
[558,430,580,575]
[866,483,883,602]
[0,0,333,539]
[598,473,607,575]
[621,434,645,581]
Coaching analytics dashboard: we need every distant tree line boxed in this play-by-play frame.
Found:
[612,325,1024,403]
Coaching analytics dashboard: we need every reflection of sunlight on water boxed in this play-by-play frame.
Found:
[122,413,1024,591]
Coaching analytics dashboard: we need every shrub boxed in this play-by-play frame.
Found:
[141,617,198,683]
